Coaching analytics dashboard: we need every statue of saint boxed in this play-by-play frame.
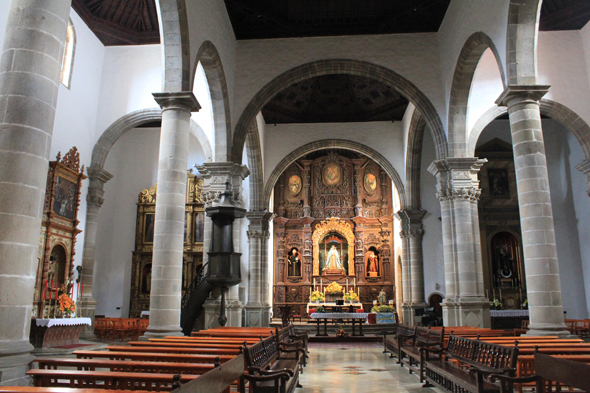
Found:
[287,248,301,276]
[324,245,343,271]
[378,288,387,306]
[366,251,379,275]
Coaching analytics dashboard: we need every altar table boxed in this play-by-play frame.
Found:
[490,309,529,329]
[307,302,362,313]
[310,313,368,337]
[30,318,92,348]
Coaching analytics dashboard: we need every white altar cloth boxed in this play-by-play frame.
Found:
[489,310,529,318]
[34,317,92,328]
[306,303,363,313]
[310,313,368,319]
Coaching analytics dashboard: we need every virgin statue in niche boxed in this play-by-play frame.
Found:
[324,245,343,271]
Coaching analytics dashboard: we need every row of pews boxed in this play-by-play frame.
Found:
[382,325,590,393]
[0,325,308,393]
[94,318,149,341]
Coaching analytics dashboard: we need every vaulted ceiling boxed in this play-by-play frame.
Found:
[261,75,409,125]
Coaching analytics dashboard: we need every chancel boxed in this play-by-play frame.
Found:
[1,0,590,392]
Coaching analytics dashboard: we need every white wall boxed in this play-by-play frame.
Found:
[581,22,590,90]
[467,48,504,134]
[420,128,445,300]
[192,63,214,156]
[234,33,445,138]
[264,122,405,187]
[0,0,9,46]
[94,128,206,317]
[94,45,163,140]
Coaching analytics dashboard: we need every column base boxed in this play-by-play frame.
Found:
[0,341,35,386]
[401,303,428,325]
[203,299,243,329]
[140,327,183,340]
[526,322,571,337]
[244,305,271,327]
[79,297,98,340]
[443,297,490,328]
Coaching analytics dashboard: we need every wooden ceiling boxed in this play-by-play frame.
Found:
[72,0,160,46]
[261,74,409,125]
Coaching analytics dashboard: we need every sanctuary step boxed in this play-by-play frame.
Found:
[270,319,395,340]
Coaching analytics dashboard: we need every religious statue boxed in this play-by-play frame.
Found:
[324,245,343,271]
[495,246,517,287]
[287,248,301,277]
[366,251,379,276]
[378,287,387,306]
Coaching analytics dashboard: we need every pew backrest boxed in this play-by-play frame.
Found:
[534,352,590,392]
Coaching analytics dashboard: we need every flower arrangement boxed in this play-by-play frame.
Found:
[325,281,343,294]
[371,305,395,313]
[490,298,503,310]
[58,293,75,316]
[310,290,325,302]
[315,305,326,313]
[343,290,359,302]
[520,299,528,309]
[335,324,349,337]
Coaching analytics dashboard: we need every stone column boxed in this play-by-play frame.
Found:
[0,0,72,385]
[245,211,273,327]
[196,162,249,328]
[397,209,427,324]
[576,160,590,197]
[79,167,113,339]
[496,85,569,336]
[398,232,413,323]
[428,158,490,328]
[143,92,200,337]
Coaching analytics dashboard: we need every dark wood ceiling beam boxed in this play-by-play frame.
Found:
[262,105,311,124]
[226,0,297,36]
[541,2,590,30]
[363,99,409,121]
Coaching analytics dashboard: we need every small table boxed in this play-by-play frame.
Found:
[30,318,92,348]
[310,313,368,337]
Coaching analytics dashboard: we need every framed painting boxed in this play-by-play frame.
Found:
[488,169,510,198]
[323,163,342,186]
[194,212,204,243]
[364,172,377,195]
[288,175,302,196]
[53,176,78,220]
[143,213,155,243]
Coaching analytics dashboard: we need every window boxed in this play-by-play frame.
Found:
[60,19,75,89]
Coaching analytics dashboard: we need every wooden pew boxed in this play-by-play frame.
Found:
[126,341,244,349]
[400,326,444,382]
[379,325,416,362]
[172,353,245,393]
[106,346,241,356]
[74,350,234,364]
[34,358,216,375]
[0,389,149,393]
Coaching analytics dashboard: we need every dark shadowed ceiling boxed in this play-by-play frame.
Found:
[72,0,160,46]
[73,1,590,45]
[261,75,409,125]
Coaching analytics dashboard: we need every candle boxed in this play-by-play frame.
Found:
[49,279,54,301]
[499,288,502,299]
[80,282,83,301]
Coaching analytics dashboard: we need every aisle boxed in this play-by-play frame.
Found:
[299,343,444,393]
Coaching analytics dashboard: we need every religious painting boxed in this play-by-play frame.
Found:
[504,295,516,310]
[364,172,377,195]
[143,213,155,243]
[365,247,380,277]
[488,169,510,198]
[194,212,204,243]
[288,175,302,196]
[287,247,302,277]
[322,163,342,186]
[318,232,348,275]
[53,176,78,220]
[141,263,152,294]
[491,231,521,288]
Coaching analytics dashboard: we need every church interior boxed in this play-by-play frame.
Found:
[2,0,590,391]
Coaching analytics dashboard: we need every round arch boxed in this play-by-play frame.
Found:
[90,108,213,173]
[193,41,232,162]
[506,0,543,85]
[245,120,264,211]
[263,139,407,211]
[468,99,590,162]
[405,109,426,210]
[232,59,448,164]
[157,0,190,92]
[448,32,506,158]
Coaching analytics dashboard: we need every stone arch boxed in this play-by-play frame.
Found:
[193,41,232,162]
[468,100,590,162]
[405,110,426,210]
[263,139,406,211]
[506,0,543,85]
[90,108,213,172]
[245,120,264,211]
[157,0,190,91]
[448,32,506,157]
[232,59,448,163]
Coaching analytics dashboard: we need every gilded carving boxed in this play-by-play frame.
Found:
[311,217,355,276]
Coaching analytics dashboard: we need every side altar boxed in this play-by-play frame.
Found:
[272,150,396,318]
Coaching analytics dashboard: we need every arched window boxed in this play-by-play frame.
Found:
[60,19,75,88]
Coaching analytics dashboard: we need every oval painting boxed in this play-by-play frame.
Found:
[364,172,377,194]
[323,163,342,186]
[288,175,302,195]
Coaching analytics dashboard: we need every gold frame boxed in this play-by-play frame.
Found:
[312,217,355,276]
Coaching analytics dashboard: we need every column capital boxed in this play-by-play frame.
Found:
[152,92,201,113]
[86,166,113,209]
[576,160,590,197]
[428,158,486,202]
[247,210,274,238]
[495,85,550,108]
[396,209,427,223]
[196,162,250,207]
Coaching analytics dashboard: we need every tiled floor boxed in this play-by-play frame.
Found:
[299,343,446,393]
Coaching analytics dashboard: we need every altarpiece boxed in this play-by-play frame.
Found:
[129,171,205,317]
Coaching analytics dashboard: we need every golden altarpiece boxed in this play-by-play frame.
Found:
[273,150,395,317]
[34,147,87,317]
[129,171,205,317]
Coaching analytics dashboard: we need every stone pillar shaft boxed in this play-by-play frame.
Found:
[0,0,72,385]
[428,158,490,328]
[144,92,199,337]
[245,211,272,327]
[497,85,568,335]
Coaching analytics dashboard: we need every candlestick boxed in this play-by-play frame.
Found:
[346,278,348,292]
[49,279,54,303]
[310,287,312,297]
[499,288,502,299]
[43,279,48,300]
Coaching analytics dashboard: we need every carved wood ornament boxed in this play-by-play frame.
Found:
[312,217,355,276]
